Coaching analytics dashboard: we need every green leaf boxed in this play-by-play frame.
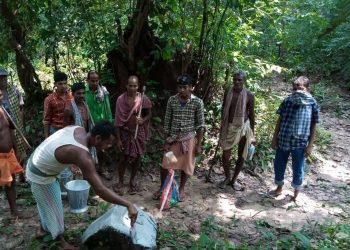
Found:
[293,231,311,249]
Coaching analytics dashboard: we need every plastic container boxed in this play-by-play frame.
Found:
[65,180,91,213]
[59,168,73,196]
[247,145,255,160]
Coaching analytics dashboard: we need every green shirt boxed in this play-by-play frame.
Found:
[85,85,113,123]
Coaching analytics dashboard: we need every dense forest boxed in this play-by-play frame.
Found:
[1,0,350,249]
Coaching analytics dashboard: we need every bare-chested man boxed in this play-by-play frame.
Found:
[0,89,23,217]
[218,70,255,191]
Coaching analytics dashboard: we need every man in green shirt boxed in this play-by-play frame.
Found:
[85,71,113,179]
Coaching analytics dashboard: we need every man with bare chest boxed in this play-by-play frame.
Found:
[0,89,23,217]
[218,70,255,191]
[114,75,152,195]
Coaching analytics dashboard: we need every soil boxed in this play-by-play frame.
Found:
[1,80,349,249]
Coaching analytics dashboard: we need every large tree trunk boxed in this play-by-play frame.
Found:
[0,0,43,102]
[106,0,184,114]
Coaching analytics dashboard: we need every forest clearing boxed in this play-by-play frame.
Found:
[1,0,350,249]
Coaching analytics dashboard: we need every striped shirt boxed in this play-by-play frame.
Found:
[277,91,319,150]
[164,94,205,139]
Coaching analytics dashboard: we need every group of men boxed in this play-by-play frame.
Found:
[0,67,319,248]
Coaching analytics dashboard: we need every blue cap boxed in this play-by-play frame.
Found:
[0,67,8,76]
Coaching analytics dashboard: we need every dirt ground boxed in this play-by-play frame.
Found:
[1,80,350,249]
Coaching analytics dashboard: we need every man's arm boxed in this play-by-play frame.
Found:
[271,116,281,150]
[305,123,317,157]
[104,96,113,122]
[163,98,172,137]
[194,99,205,155]
[138,108,151,124]
[248,94,255,133]
[43,97,51,138]
[68,149,138,225]
[63,108,73,127]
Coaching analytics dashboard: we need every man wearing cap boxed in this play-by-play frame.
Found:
[43,72,73,138]
[0,67,28,172]
[153,74,205,201]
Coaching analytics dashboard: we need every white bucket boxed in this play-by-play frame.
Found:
[65,180,91,213]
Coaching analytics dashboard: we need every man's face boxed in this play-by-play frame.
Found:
[95,135,115,151]
[87,73,99,91]
[177,84,192,99]
[74,89,85,104]
[233,74,246,92]
[55,80,68,95]
[0,75,8,90]
[126,78,139,95]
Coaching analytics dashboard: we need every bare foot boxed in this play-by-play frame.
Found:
[128,184,139,195]
[113,182,124,196]
[179,189,186,202]
[36,227,49,239]
[59,235,75,250]
[11,210,30,219]
[152,189,161,200]
[268,186,283,197]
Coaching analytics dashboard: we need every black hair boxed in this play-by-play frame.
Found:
[54,72,68,82]
[71,82,85,93]
[87,70,98,79]
[293,76,310,88]
[233,70,247,80]
[91,121,117,140]
[177,74,193,85]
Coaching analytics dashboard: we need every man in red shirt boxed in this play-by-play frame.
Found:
[43,72,73,138]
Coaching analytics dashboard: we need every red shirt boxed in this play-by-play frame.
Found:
[43,91,73,129]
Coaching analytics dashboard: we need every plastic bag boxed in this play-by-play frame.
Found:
[160,169,179,211]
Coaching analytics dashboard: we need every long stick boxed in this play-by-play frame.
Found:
[134,86,146,139]
[1,105,32,149]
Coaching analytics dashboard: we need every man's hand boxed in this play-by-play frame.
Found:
[251,137,257,146]
[271,138,278,150]
[15,150,21,162]
[136,117,143,125]
[164,144,171,152]
[304,144,313,157]
[128,204,138,227]
[116,140,124,152]
[194,144,202,156]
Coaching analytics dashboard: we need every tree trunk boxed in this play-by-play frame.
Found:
[0,0,43,101]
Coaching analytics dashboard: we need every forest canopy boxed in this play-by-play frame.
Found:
[0,0,349,102]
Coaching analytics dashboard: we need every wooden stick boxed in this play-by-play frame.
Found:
[1,105,32,149]
[134,86,146,139]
